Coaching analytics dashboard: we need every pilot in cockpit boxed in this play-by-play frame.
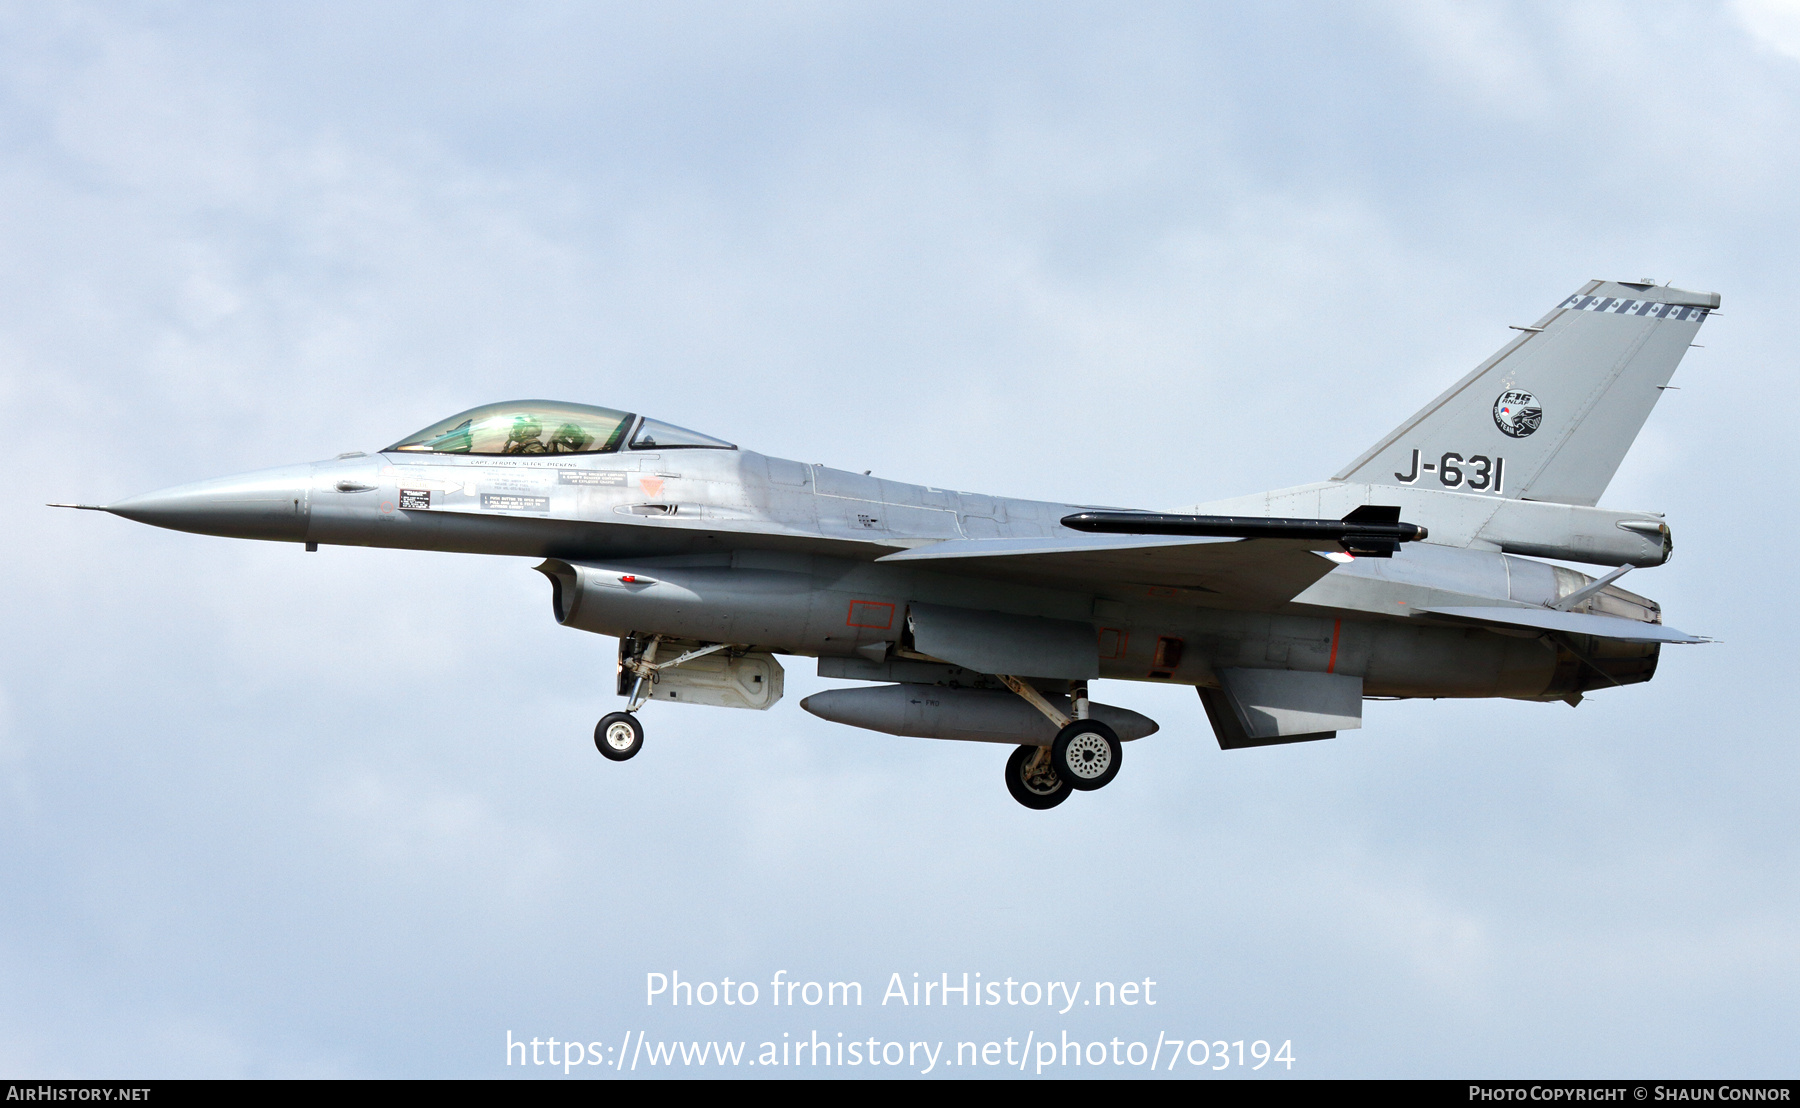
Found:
[503,415,547,454]
[548,423,593,453]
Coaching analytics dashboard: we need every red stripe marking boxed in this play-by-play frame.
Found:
[1327,618,1342,673]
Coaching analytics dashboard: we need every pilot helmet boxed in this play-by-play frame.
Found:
[549,422,593,452]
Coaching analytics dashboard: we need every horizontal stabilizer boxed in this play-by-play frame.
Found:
[1423,606,1709,644]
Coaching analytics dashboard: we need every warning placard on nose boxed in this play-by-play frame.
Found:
[481,494,551,512]
[559,470,627,486]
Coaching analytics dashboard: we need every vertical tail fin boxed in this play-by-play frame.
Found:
[1335,280,1718,507]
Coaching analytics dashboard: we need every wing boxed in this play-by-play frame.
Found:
[1423,606,1710,644]
[874,532,1342,608]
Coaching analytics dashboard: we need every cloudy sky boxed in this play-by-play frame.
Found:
[5,0,1799,1078]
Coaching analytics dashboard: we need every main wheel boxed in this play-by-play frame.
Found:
[594,712,644,761]
[1005,744,1070,809]
[1052,719,1121,791]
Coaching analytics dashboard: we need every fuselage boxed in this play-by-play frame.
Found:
[105,444,1659,703]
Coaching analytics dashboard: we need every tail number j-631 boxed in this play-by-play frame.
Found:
[1394,449,1503,492]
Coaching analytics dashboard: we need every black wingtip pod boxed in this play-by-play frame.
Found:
[1061,509,1427,556]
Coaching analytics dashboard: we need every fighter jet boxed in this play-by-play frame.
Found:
[54,279,1715,808]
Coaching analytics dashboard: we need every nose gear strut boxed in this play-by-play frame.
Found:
[595,634,753,761]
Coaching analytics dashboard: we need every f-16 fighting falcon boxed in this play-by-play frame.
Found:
[55,279,1715,808]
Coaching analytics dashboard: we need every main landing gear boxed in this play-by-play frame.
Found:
[995,677,1124,809]
[1052,717,1122,790]
[1006,744,1070,809]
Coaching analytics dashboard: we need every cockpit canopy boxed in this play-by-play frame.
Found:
[387,400,735,456]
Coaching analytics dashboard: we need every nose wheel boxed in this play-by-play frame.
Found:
[595,712,644,761]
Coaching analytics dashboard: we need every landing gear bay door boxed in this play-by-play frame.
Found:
[617,637,784,710]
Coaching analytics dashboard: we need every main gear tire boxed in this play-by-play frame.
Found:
[595,712,644,761]
[1052,719,1121,791]
[1005,744,1071,810]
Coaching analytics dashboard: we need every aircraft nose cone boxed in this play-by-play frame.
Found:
[107,464,315,542]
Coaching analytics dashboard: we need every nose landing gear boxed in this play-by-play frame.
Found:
[593,633,660,762]
[594,634,760,762]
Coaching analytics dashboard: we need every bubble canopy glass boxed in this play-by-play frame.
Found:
[386,401,734,456]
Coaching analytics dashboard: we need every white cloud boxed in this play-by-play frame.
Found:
[1735,0,1800,60]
